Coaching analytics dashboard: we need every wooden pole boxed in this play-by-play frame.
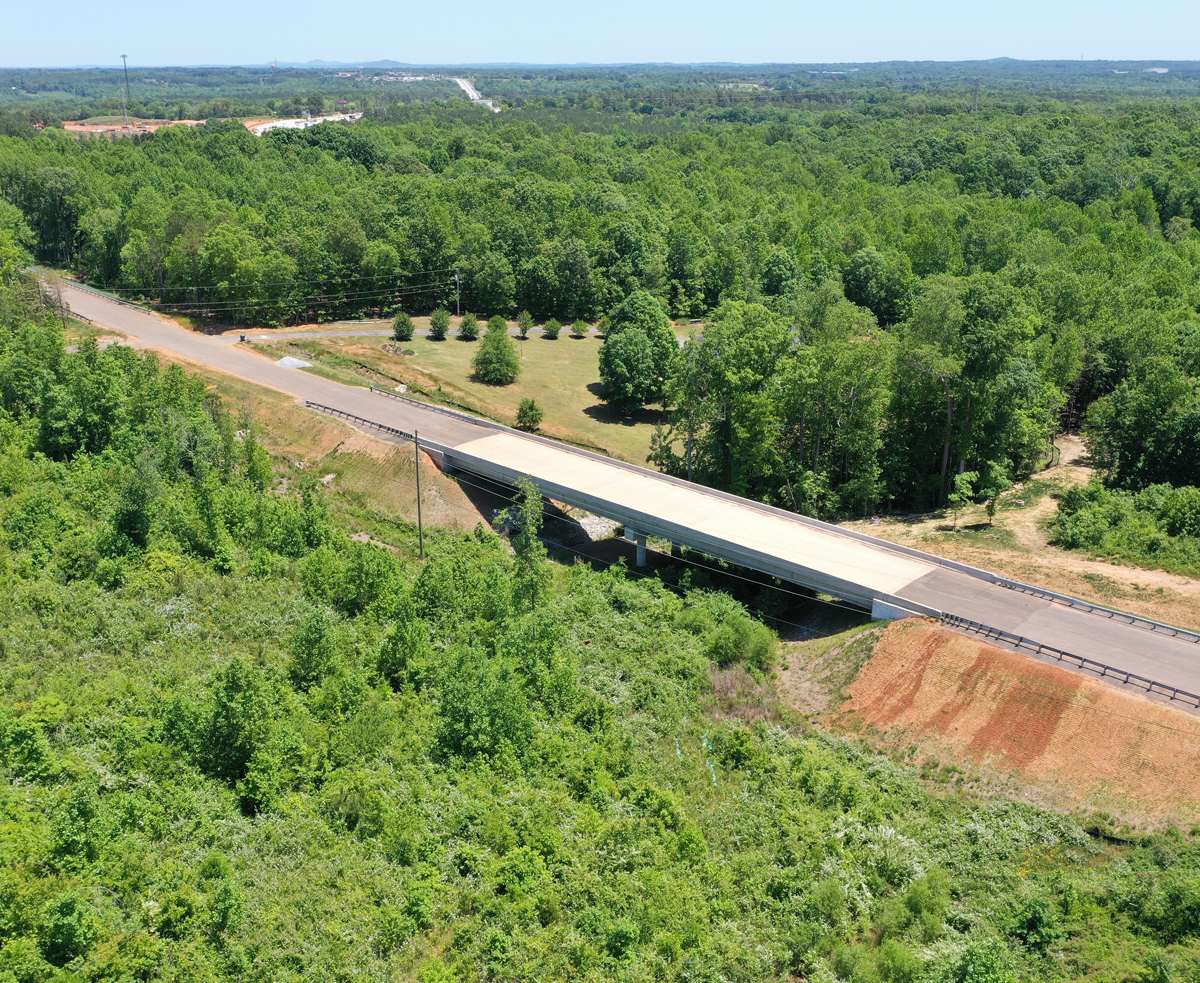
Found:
[414,430,424,558]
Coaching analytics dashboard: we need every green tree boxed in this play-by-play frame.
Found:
[516,398,543,431]
[843,247,914,325]
[507,476,550,612]
[392,312,415,342]
[599,328,658,414]
[290,608,339,690]
[458,312,479,341]
[604,290,677,406]
[470,251,516,315]
[947,470,979,529]
[542,318,561,340]
[473,318,520,385]
[517,310,534,339]
[428,308,451,341]
[201,658,272,784]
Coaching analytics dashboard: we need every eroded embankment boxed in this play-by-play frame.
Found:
[829,618,1200,819]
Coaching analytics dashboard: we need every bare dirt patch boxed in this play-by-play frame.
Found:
[828,619,1200,823]
[64,119,205,136]
[776,621,885,716]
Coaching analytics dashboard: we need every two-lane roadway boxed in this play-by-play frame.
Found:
[57,281,1200,702]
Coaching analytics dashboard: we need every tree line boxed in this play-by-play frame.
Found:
[1,95,1198,513]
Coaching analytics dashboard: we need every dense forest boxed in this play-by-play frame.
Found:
[2,252,1200,981]
[4,74,1200,520]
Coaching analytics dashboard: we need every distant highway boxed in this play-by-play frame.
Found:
[56,281,1200,707]
[450,77,500,112]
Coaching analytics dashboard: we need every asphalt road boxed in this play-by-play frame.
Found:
[58,283,1200,703]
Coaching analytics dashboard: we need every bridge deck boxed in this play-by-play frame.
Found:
[56,281,1200,700]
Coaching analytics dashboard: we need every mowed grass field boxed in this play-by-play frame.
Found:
[250,321,676,464]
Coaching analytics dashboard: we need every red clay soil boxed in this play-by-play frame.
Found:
[830,619,1200,819]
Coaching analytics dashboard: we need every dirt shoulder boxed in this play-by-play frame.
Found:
[841,435,1200,632]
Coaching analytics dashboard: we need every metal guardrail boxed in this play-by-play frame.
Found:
[304,401,415,443]
[996,579,1200,645]
[49,275,149,312]
[55,308,93,324]
[310,397,1200,707]
[942,613,1200,708]
[369,385,487,426]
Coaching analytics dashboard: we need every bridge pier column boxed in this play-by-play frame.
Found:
[636,534,647,567]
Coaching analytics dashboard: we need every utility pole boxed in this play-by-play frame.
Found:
[414,430,425,558]
[454,272,461,316]
[121,55,130,123]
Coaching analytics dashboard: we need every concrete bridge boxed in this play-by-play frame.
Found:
[55,280,1200,708]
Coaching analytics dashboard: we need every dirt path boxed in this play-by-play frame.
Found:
[1005,434,1088,550]
[842,435,1200,632]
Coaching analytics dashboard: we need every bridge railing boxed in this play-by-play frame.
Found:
[367,385,1200,647]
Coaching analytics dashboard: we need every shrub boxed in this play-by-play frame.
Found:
[428,308,450,340]
[413,532,513,626]
[516,398,543,431]
[40,893,99,966]
[697,596,775,669]
[436,648,533,759]
[290,608,339,690]
[0,708,57,780]
[517,310,534,339]
[392,312,414,342]
[542,318,561,340]
[209,879,245,934]
[1007,896,1064,953]
[340,540,398,614]
[472,320,521,385]
[457,312,479,341]
[570,320,588,338]
[377,594,430,690]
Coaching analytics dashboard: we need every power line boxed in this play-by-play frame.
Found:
[267,424,1200,733]
[154,278,453,309]
[92,266,462,296]
[154,279,456,315]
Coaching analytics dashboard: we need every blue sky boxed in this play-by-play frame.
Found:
[3,0,1197,67]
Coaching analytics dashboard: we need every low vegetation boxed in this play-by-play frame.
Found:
[1,271,1200,981]
[1052,481,1200,576]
